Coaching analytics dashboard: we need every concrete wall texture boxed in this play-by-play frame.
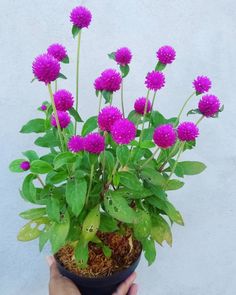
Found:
[0,0,235,294]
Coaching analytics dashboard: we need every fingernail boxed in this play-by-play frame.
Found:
[46,256,53,267]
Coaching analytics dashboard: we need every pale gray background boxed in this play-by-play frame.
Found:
[0,0,235,294]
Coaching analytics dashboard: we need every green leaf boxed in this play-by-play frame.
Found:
[50,212,70,253]
[113,172,120,187]
[30,160,53,174]
[9,159,26,172]
[19,208,46,220]
[66,178,87,217]
[61,55,69,64]
[108,52,115,60]
[17,217,49,241]
[47,198,60,223]
[187,108,201,116]
[35,130,60,148]
[151,215,172,246]
[141,167,165,186]
[183,140,196,151]
[100,151,115,176]
[141,237,156,266]
[128,110,142,125]
[104,192,137,223]
[120,65,130,78]
[140,140,155,149]
[53,152,76,170]
[165,179,184,191]
[58,73,67,80]
[116,145,129,166]
[155,61,166,71]
[82,206,100,241]
[177,161,207,175]
[102,245,112,258]
[68,107,83,123]
[133,210,152,240]
[39,225,51,252]
[99,213,118,232]
[118,171,143,191]
[72,25,81,38]
[20,119,46,133]
[142,127,154,140]
[102,91,112,104]
[151,111,166,127]
[81,116,98,136]
[46,170,68,185]
[75,238,88,268]
[22,150,39,162]
[21,174,37,203]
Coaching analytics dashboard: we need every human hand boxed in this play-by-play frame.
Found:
[47,256,138,295]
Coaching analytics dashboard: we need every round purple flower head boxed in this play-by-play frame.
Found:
[41,104,47,111]
[145,71,165,91]
[54,89,74,111]
[193,76,212,94]
[20,161,30,171]
[32,53,60,84]
[84,133,105,154]
[94,76,104,92]
[51,111,71,129]
[157,45,176,65]
[47,43,67,62]
[100,69,122,92]
[134,97,151,115]
[98,106,122,132]
[115,47,132,66]
[70,6,92,29]
[111,119,136,145]
[177,122,199,142]
[198,94,221,117]
[68,135,84,153]
[153,124,177,149]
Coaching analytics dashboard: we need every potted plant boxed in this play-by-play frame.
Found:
[9,5,223,295]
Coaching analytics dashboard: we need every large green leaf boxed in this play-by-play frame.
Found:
[20,118,46,133]
[35,130,60,148]
[118,171,143,191]
[75,238,88,268]
[120,64,130,78]
[66,178,87,217]
[128,110,142,125]
[151,111,166,127]
[165,179,184,191]
[99,213,118,232]
[141,237,156,266]
[9,159,26,173]
[30,160,53,174]
[46,170,68,185]
[19,207,46,220]
[17,217,49,241]
[133,210,152,240]
[22,150,39,162]
[100,151,115,176]
[21,174,37,203]
[177,161,206,175]
[116,145,130,166]
[151,215,172,246]
[141,167,165,186]
[47,198,60,223]
[82,206,100,241]
[53,152,76,169]
[104,192,137,223]
[81,116,98,136]
[68,107,83,123]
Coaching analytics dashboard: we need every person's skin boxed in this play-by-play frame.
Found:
[47,256,138,295]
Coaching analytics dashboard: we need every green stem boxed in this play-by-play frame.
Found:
[48,84,65,151]
[55,80,58,92]
[37,175,45,187]
[86,164,94,206]
[167,141,184,182]
[140,147,160,169]
[196,115,204,125]
[74,30,82,135]
[98,91,102,114]
[121,80,125,117]
[139,90,150,143]
[175,92,195,125]
[148,91,157,127]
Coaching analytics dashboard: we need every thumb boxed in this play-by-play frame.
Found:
[46,256,61,279]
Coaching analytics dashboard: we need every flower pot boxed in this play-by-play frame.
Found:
[55,251,141,295]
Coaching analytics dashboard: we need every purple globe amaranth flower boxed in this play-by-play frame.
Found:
[47,43,67,62]
[177,122,199,142]
[68,135,84,153]
[20,161,30,171]
[84,133,105,154]
[153,124,177,149]
[54,89,74,111]
[98,106,122,132]
[32,53,60,84]
[51,111,71,129]
[100,69,122,92]
[70,6,92,29]
[111,119,136,145]
[193,76,212,94]
[94,76,104,92]
[198,94,221,117]
[134,97,151,115]
[145,71,165,91]
[156,45,176,65]
[41,104,47,111]
[115,47,132,66]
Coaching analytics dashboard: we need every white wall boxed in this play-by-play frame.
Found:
[0,0,235,294]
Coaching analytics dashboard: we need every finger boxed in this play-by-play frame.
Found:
[113,272,137,295]
[46,256,61,279]
[128,283,138,295]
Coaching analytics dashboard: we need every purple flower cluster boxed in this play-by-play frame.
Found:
[134,97,151,115]
[20,161,30,171]
[51,111,71,129]
[68,135,84,153]
[111,119,136,145]
[94,69,122,93]
[98,106,122,132]
[54,89,74,111]
[145,71,165,91]
[193,76,211,94]
[156,45,176,65]
[94,76,104,92]
[47,43,67,62]
[84,133,105,154]
[115,47,132,66]
[153,124,177,149]
[32,53,60,84]
[70,6,92,29]
[198,94,220,117]
[177,122,199,142]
